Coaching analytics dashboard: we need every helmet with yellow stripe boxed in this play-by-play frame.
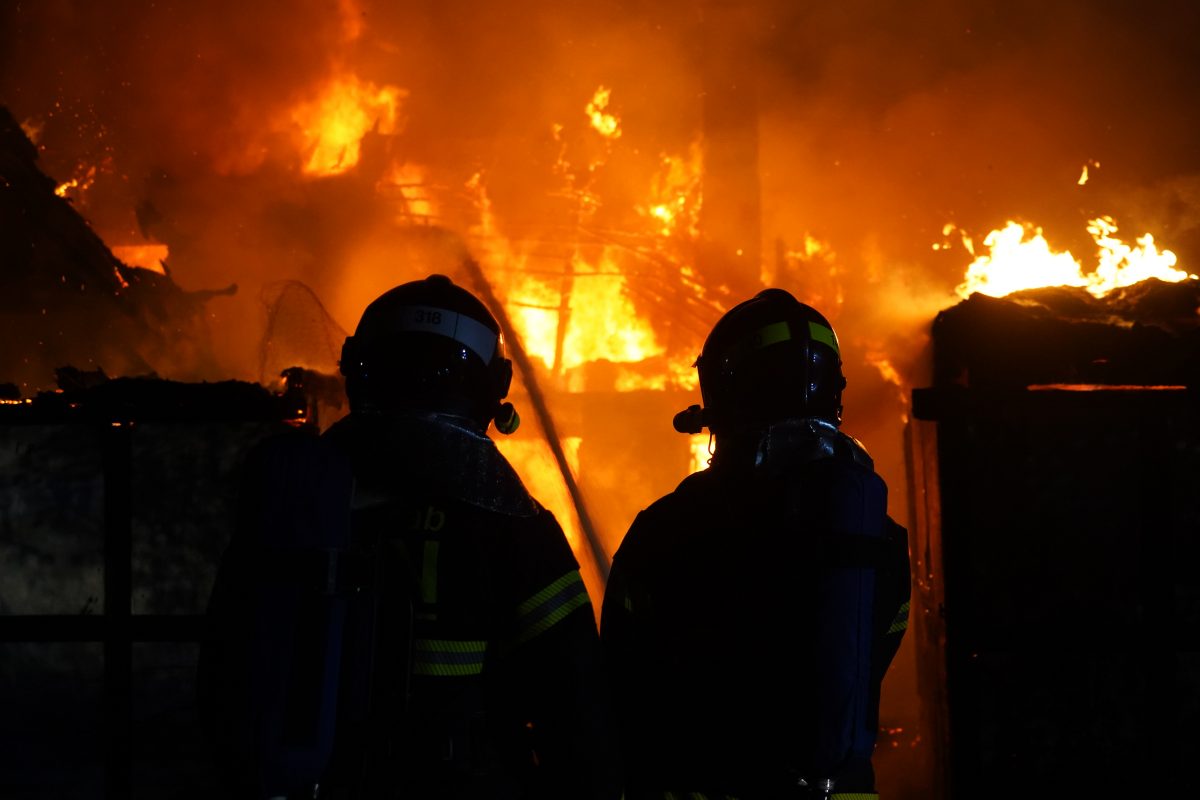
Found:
[695,288,845,432]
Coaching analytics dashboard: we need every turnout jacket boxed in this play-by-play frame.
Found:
[199,411,620,800]
[600,418,910,800]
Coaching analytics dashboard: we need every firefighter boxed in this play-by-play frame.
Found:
[600,289,911,800]
[200,274,620,799]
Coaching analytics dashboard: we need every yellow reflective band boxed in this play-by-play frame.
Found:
[831,794,879,800]
[421,539,439,605]
[750,321,791,350]
[808,320,840,355]
[515,570,591,644]
[411,638,487,677]
[887,600,910,635]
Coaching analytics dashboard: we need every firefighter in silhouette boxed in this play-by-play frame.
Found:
[200,274,620,799]
[601,289,911,800]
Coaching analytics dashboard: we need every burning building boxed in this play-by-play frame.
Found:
[3,0,1200,797]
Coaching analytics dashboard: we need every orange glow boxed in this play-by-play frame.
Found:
[292,73,406,176]
[953,218,1195,299]
[111,244,169,275]
[866,350,909,423]
[494,435,604,610]
[585,86,621,140]
[19,117,43,143]
[867,351,904,389]
[689,433,712,474]
[1027,384,1187,391]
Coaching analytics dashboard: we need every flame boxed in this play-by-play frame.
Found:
[111,244,169,275]
[1078,159,1101,186]
[1085,216,1186,296]
[865,350,909,423]
[54,164,96,198]
[867,351,904,389]
[585,86,621,140]
[954,217,1195,299]
[560,267,661,370]
[639,143,703,239]
[504,252,664,373]
[378,161,436,221]
[292,73,406,176]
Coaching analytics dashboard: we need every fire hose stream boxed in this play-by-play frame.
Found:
[462,257,611,581]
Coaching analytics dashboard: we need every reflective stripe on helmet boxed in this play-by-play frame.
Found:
[396,305,498,362]
[750,320,792,350]
[808,319,840,355]
[411,638,487,676]
[739,319,839,359]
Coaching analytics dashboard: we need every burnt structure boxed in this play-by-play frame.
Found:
[0,106,231,393]
[908,280,1200,797]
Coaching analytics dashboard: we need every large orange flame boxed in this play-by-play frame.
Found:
[291,73,406,177]
[953,217,1194,299]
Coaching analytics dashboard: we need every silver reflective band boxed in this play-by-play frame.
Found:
[397,305,498,363]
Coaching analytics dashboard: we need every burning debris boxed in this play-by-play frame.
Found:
[0,107,233,395]
[927,279,1200,394]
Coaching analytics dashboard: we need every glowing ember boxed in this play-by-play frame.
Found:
[54,165,96,198]
[19,117,43,144]
[953,218,1195,299]
[585,86,621,140]
[111,244,169,275]
[1078,159,1101,186]
[292,74,406,176]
